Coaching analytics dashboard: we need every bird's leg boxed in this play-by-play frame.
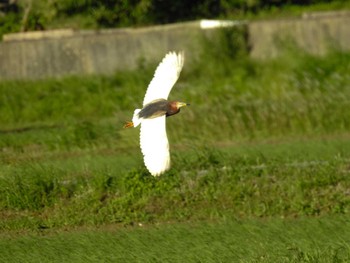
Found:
[123,121,134,128]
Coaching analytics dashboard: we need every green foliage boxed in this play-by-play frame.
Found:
[0,11,21,40]
[1,0,349,37]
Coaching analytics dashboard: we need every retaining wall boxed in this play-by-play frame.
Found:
[0,22,205,80]
[0,11,349,80]
[248,10,350,58]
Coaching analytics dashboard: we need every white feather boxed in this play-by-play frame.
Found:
[132,109,142,127]
[142,51,184,106]
[140,116,170,176]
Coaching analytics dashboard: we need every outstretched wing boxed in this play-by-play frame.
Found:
[140,116,170,176]
[143,51,184,106]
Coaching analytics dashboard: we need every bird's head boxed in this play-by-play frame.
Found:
[167,101,189,117]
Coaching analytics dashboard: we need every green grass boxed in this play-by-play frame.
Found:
[1,217,350,262]
[1,48,350,143]
[1,137,350,231]
[1,39,350,260]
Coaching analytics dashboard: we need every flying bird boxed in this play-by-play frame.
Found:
[124,51,188,176]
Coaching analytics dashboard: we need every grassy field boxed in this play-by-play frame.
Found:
[1,216,350,262]
[1,40,350,261]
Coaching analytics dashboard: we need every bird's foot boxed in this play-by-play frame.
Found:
[123,121,134,128]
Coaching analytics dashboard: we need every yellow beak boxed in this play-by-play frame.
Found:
[177,102,190,108]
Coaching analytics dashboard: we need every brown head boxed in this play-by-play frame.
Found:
[166,101,189,117]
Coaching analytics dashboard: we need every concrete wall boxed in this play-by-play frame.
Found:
[0,22,206,80]
[248,10,350,59]
[0,11,349,80]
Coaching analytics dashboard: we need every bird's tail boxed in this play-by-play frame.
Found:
[123,109,142,128]
[132,109,142,127]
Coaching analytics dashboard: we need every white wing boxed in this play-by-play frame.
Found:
[143,51,184,106]
[140,116,170,176]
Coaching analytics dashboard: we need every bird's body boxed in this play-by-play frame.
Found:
[124,51,188,176]
[138,99,184,119]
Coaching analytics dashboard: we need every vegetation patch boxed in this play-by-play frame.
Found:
[1,21,350,260]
